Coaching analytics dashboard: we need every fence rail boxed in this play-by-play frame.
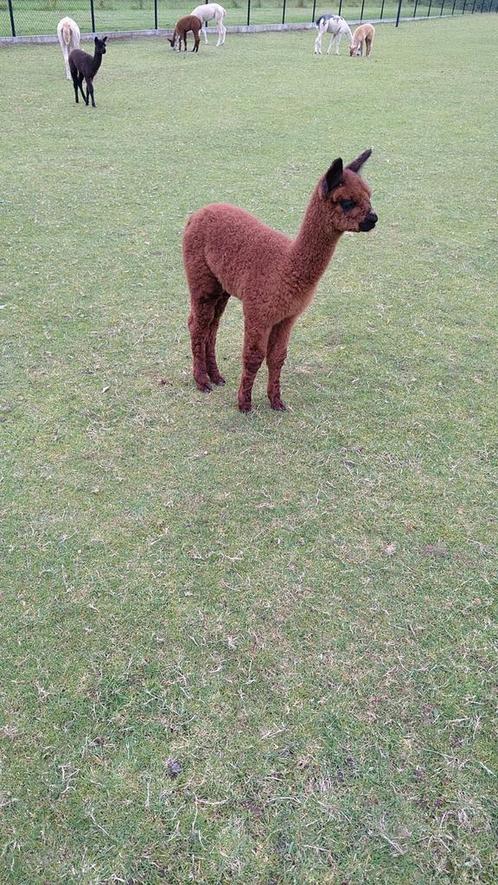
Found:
[1,0,496,40]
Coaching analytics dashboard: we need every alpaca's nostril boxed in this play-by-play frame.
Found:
[369,213,378,224]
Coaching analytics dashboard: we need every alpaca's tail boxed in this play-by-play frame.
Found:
[62,24,72,45]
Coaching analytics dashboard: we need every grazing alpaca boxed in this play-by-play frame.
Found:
[350,23,375,57]
[168,15,202,52]
[190,4,227,46]
[314,14,352,56]
[57,16,80,80]
[69,36,107,108]
[184,152,377,412]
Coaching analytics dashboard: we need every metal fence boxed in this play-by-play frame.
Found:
[2,0,497,39]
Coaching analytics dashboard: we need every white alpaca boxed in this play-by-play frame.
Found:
[314,14,352,56]
[190,4,226,46]
[57,16,81,79]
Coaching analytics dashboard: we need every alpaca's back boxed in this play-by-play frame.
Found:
[184,204,290,299]
[177,15,202,33]
[69,48,92,75]
[57,16,80,47]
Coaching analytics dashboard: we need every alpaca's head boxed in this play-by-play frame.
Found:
[320,150,377,233]
[95,36,107,54]
[168,33,178,49]
[349,43,361,56]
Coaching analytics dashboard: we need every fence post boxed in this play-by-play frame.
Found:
[247,0,251,27]
[380,0,386,18]
[282,0,287,25]
[360,0,366,19]
[462,0,467,11]
[427,0,433,15]
[451,0,456,13]
[338,0,343,16]
[440,0,445,15]
[413,0,419,16]
[89,0,96,32]
[311,0,317,22]
[7,0,16,37]
[154,0,158,29]
[395,0,403,25]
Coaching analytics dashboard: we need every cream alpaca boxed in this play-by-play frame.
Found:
[190,4,226,46]
[57,16,81,80]
[350,23,375,57]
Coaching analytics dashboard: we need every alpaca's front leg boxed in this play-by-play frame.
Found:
[314,32,322,54]
[202,22,208,44]
[266,317,296,411]
[86,78,96,108]
[238,326,270,413]
[327,34,335,55]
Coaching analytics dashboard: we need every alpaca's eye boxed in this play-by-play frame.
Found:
[340,199,356,212]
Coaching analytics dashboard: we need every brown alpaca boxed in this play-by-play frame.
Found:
[168,15,202,52]
[184,151,377,412]
[350,23,375,57]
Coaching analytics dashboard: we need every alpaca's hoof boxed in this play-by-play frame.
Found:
[270,399,287,412]
[209,373,225,386]
[195,378,212,393]
[238,400,252,413]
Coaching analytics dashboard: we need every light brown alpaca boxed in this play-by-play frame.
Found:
[168,15,202,52]
[350,23,375,57]
[183,151,377,412]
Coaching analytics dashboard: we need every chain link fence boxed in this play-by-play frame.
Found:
[1,0,497,39]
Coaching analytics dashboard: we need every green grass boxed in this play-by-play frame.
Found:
[1,16,497,884]
[1,0,448,38]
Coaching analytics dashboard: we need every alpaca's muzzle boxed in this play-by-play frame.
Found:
[359,212,378,232]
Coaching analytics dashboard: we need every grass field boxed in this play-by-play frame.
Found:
[1,15,497,884]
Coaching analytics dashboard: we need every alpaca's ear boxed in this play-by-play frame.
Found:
[322,158,343,197]
[347,149,372,174]
[103,36,108,41]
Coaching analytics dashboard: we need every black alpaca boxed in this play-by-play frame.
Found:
[69,36,107,108]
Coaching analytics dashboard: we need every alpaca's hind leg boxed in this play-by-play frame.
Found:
[266,316,296,411]
[202,22,208,44]
[238,323,271,413]
[205,292,230,385]
[77,73,87,104]
[189,302,216,392]
[187,268,225,392]
[216,20,225,47]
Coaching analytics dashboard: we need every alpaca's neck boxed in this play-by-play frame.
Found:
[288,185,342,293]
[91,51,103,74]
